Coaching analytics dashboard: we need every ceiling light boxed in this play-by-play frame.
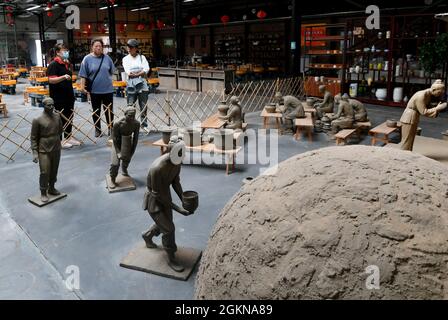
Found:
[99,4,118,10]
[131,6,150,12]
[26,5,41,11]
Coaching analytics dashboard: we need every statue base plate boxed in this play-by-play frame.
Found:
[120,243,202,281]
[106,174,136,193]
[28,193,67,207]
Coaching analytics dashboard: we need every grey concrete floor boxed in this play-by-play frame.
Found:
[1,80,448,299]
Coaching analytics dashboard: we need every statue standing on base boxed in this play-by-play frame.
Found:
[314,85,335,119]
[218,96,243,131]
[31,97,63,203]
[142,137,195,272]
[109,107,140,188]
[399,80,447,151]
[274,92,305,133]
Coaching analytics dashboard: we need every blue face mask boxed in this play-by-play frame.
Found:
[61,51,69,60]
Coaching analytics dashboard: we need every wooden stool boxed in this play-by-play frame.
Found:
[335,129,357,145]
[294,113,314,141]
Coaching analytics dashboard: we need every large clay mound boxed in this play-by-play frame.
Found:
[195,146,448,299]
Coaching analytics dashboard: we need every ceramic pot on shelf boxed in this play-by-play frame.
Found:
[375,88,387,101]
[393,87,403,103]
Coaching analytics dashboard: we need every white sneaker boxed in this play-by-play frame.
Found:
[61,140,73,149]
[68,137,81,146]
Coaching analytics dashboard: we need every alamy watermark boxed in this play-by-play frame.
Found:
[65,265,80,291]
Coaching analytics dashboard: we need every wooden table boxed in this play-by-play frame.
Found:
[369,122,401,146]
[261,107,283,133]
[151,139,242,175]
[201,113,226,130]
[294,113,314,141]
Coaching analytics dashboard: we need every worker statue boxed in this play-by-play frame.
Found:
[142,136,197,272]
[274,92,305,132]
[330,93,355,134]
[109,107,140,188]
[31,97,63,203]
[336,93,369,122]
[218,95,243,131]
[314,85,335,119]
[400,79,447,151]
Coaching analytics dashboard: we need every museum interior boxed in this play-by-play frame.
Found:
[0,0,448,301]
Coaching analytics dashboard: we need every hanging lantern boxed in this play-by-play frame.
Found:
[256,10,267,19]
[47,11,53,17]
[220,15,230,24]
[47,2,53,9]
[136,23,145,31]
[118,23,125,33]
[6,6,13,12]
[107,0,115,5]
[190,17,199,26]
[156,19,164,29]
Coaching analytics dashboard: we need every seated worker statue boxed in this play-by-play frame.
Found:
[218,95,243,131]
[335,94,369,122]
[329,93,355,135]
[314,85,335,119]
[274,92,306,133]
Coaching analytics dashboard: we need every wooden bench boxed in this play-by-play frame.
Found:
[261,107,284,134]
[294,113,314,141]
[201,113,247,133]
[369,122,400,146]
[152,138,242,175]
[335,128,357,145]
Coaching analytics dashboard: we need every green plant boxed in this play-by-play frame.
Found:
[419,33,448,74]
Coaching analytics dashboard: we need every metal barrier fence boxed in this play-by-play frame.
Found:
[0,77,304,162]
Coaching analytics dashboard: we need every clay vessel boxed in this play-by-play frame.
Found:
[386,119,397,128]
[182,190,199,213]
[265,105,276,113]
[161,127,176,144]
[217,101,229,116]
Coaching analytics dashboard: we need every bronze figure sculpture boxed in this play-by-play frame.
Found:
[109,107,140,188]
[399,80,447,151]
[314,85,335,119]
[218,96,243,131]
[274,92,305,132]
[330,94,355,134]
[142,137,197,272]
[31,97,63,203]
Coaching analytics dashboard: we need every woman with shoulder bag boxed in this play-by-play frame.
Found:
[122,39,150,128]
[79,39,116,137]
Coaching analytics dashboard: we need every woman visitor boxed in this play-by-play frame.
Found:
[79,39,116,137]
[47,43,80,148]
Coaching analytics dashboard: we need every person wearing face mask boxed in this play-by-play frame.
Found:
[47,43,79,149]
[79,39,116,137]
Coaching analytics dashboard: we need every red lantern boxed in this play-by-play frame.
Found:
[107,0,115,4]
[190,17,199,26]
[47,2,53,9]
[6,6,13,12]
[256,10,267,19]
[220,15,230,24]
[136,23,145,31]
[156,20,164,29]
[47,11,53,17]
[118,23,125,33]
[6,12,13,18]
